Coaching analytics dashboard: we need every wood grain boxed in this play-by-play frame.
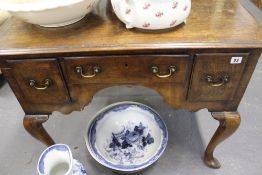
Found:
[0,0,261,168]
[5,59,70,105]
[188,53,249,102]
[23,115,55,146]
[204,111,241,168]
[0,0,261,57]
[62,55,191,84]
[251,0,262,9]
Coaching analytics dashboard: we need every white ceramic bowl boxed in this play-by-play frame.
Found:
[85,101,168,172]
[0,0,99,27]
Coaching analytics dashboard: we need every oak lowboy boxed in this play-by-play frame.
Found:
[0,0,261,170]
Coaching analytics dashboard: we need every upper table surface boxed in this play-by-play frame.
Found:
[0,0,262,56]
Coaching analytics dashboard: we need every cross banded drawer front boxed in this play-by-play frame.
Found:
[6,59,70,104]
[188,53,249,102]
[62,55,192,84]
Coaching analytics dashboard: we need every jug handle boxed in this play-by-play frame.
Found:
[116,0,134,28]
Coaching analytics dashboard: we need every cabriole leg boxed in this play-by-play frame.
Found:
[204,111,241,169]
[23,115,55,146]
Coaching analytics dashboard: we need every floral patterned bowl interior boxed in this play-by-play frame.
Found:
[85,102,168,172]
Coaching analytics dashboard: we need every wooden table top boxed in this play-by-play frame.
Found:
[0,0,262,56]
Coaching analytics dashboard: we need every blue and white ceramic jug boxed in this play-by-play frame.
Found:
[37,144,87,175]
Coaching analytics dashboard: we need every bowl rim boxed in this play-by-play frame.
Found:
[84,101,168,172]
[0,0,85,12]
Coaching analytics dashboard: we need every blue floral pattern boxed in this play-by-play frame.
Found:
[72,159,88,175]
[105,122,154,164]
[87,102,168,171]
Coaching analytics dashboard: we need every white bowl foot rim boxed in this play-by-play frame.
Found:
[39,15,85,27]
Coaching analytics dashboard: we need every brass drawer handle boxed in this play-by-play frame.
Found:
[151,65,176,78]
[75,65,101,78]
[29,79,52,90]
[205,75,229,87]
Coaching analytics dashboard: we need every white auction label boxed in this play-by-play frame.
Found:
[230,57,242,64]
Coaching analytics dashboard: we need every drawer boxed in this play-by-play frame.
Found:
[188,53,249,102]
[6,59,70,104]
[62,55,192,84]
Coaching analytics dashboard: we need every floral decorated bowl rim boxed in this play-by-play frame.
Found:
[85,101,168,172]
[0,0,85,12]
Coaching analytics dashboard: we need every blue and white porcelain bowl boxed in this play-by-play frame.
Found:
[85,101,168,172]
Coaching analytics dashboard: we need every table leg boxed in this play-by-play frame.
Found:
[23,115,55,146]
[204,111,241,169]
